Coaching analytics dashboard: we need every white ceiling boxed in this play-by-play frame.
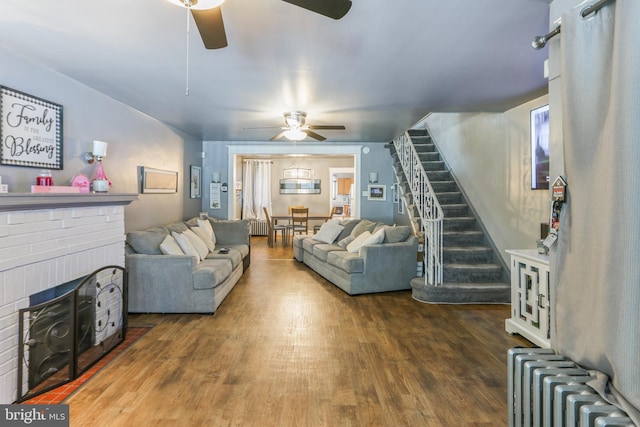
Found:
[0,0,551,143]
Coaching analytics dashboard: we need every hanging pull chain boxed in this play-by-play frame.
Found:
[185,7,190,96]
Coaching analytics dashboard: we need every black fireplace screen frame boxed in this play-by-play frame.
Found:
[16,265,128,402]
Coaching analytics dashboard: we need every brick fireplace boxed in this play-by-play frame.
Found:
[0,193,137,403]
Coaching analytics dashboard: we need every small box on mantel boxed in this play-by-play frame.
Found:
[31,185,81,194]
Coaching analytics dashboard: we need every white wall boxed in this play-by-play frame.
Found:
[425,95,550,265]
[0,47,202,231]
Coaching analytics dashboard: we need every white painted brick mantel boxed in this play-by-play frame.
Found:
[0,193,137,403]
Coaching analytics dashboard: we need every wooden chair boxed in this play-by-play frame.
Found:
[286,207,309,245]
[313,207,337,234]
[263,207,286,247]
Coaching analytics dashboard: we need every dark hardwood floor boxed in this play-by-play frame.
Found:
[66,236,531,426]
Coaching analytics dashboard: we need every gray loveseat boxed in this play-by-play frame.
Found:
[125,218,250,314]
[293,219,418,295]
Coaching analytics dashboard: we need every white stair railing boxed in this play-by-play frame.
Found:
[393,131,444,286]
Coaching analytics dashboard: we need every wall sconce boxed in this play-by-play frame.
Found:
[212,172,221,183]
[369,172,378,183]
[85,140,108,164]
[84,140,110,192]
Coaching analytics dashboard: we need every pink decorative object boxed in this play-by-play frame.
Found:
[93,162,112,186]
[70,174,91,193]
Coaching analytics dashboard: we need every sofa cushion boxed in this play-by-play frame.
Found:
[206,248,243,269]
[192,259,233,289]
[302,237,325,253]
[126,226,168,255]
[347,230,372,253]
[159,234,184,255]
[172,231,201,264]
[222,244,250,259]
[312,222,344,244]
[350,219,376,237]
[312,243,344,261]
[326,251,365,274]
[383,225,412,243]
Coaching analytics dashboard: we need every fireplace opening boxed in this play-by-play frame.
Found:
[16,266,127,402]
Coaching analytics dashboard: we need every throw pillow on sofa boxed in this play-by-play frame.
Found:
[182,229,209,261]
[172,231,201,264]
[126,226,168,255]
[313,222,344,244]
[192,225,216,252]
[350,219,376,237]
[337,235,355,249]
[159,234,184,255]
[383,225,412,243]
[362,227,385,249]
[346,231,372,253]
[197,218,217,245]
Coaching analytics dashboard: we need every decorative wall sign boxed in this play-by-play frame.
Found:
[190,165,201,199]
[141,167,178,193]
[0,86,63,169]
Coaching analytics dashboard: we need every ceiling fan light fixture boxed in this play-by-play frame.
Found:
[284,129,307,141]
[167,0,225,10]
[284,111,307,128]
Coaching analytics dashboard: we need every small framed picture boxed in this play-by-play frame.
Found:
[190,165,201,198]
[368,184,386,201]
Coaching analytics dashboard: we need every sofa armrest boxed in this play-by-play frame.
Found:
[126,253,203,312]
[211,219,250,246]
[359,236,418,279]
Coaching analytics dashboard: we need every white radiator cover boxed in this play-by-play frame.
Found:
[508,348,635,427]
[250,219,268,236]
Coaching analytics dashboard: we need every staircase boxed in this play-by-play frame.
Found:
[391,128,510,304]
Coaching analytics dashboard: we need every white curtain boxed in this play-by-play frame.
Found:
[241,160,272,220]
[556,1,640,422]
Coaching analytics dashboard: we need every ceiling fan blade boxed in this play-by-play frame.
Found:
[282,0,352,20]
[270,131,288,141]
[191,8,228,49]
[304,130,327,141]
[307,125,346,130]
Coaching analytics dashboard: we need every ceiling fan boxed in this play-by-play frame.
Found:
[272,111,346,141]
[168,0,353,49]
[249,111,346,141]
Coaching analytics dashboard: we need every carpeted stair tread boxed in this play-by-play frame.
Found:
[410,279,510,304]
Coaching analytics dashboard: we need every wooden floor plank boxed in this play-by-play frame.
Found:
[66,236,530,426]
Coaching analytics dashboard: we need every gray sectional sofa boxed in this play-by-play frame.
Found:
[125,218,250,314]
[293,219,418,295]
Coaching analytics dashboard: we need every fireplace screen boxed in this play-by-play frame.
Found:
[17,266,127,402]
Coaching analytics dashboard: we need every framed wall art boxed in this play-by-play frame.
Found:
[141,167,178,194]
[531,104,550,190]
[190,165,201,198]
[368,184,386,201]
[0,86,63,169]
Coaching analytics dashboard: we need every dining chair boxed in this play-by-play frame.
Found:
[313,206,337,234]
[286,207,309,245]
[263,207,286,247]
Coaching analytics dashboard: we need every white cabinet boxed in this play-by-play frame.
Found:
[504,249,551,348]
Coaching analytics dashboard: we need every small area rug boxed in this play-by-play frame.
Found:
[22,325,153,405]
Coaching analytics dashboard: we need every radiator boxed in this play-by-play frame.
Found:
[508,347,635,427]
[250,219,268,236]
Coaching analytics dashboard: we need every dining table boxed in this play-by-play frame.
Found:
[270,213,331,245]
